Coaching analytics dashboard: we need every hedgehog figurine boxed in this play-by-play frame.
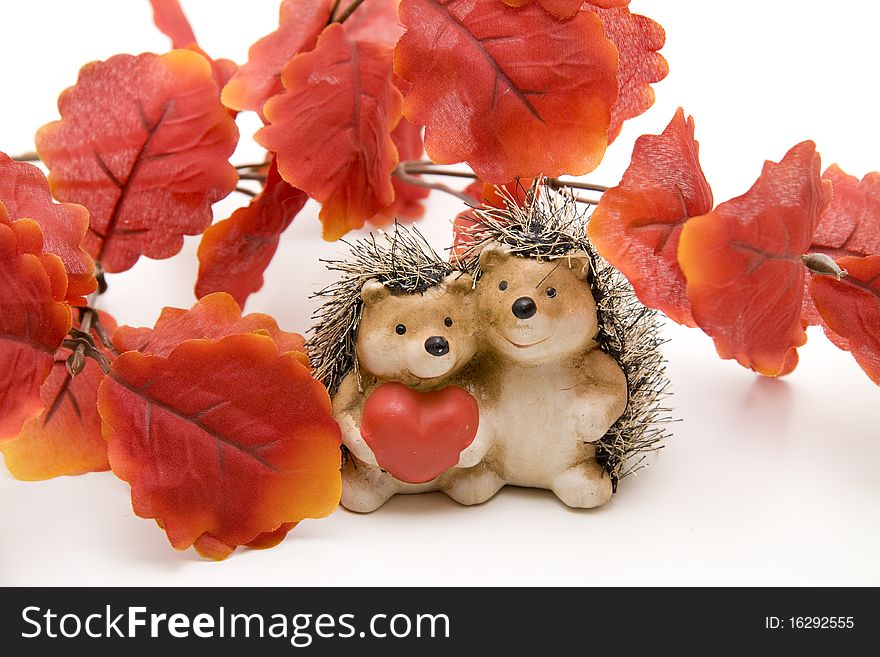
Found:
[310,188,670,512]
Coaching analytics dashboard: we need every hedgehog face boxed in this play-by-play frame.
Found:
[356,274,477,388]
[477,244,598,364]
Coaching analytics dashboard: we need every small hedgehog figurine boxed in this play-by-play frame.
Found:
[309,186,670,512]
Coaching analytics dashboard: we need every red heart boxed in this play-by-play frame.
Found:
[360,382,480,484]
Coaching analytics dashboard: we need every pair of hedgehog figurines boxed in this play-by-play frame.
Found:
[310,186,670,512]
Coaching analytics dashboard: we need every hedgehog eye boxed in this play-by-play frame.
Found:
[444,317,453,327]
[499,280,509,291]
[395,324,407,335]
[546,287,557,298]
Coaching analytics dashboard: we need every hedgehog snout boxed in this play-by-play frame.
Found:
[424,336,450,357]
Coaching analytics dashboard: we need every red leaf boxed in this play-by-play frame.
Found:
[0,152,96,305]
[113,292,306,358]
[368,117,430,227]
[196,163,308,306]
[678,141,832,376]
[0,311,116,480]
[0,216,72,441]
[98,333,341,559]
[811,165,880,259]
[393,0,618,182]
[809,255,880,384]
[585,4,668,143]
[343,0,405,44]
[35,51,239,273]
[588,109,712,326]
[149,0,197,48]
[257,24,403,240]
[221,0,333,113]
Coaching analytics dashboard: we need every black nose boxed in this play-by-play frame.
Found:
[424,336,450,357]
[512,296,537,320]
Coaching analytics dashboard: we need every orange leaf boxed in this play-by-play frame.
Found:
[393,0,618,183]
[678,141,832,376]
[0,216,72,441]
[585,3,668,143]
[149,0,197,48]
[221,0,333,113]
[0,311,116,480]
[589,109,712,326]
[257,24,403,240]
[368,116,429,227]
[36,51,239,273]
[500,0,629,19]
[196,162,308,306]
[98,333,341,559]
[113,292,306,358]
[809,256,880,384]
[343,0,405,44]
[0,152,95,305]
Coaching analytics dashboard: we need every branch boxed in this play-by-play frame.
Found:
[234,186,258,198]
[11,151,40,163]
[393,164,480,206]
[334,0,366,24]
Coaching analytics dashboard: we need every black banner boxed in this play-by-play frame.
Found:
[0,587,874,653]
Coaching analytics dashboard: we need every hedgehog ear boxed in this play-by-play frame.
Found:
[443,272,474,295]
[564,252,592,280]
[479,243,511,273]
[360,279,390,305]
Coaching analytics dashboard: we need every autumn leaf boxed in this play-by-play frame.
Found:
[343,0,405,44]
[589,109,712,326]
[257,24,403,240]
[811,165,880,260]
[98,333,341,559]
[196,163,308,306]
[501,0,629,19]
[0,216,72,441]
[0,311,116,480]
[220,0,333,113]
[35,50,239,273]
[809,255,880,384]
[149,0,197,48]
[678,141,832,376]
[369,116,430,227]
[0,152,95,305]
[394,0,618,182]
[585,3,668,143]
[113,292,306,357]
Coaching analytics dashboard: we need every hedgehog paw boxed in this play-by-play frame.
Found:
[551,460,612,509]
[440,462,505,506]
[340,459,397,513]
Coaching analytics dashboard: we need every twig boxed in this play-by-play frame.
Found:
[334,0,366,23]
[235,162,269,171]
[234,186,258,198]
[393,165,479,206]
[238,172,267,182]
[12,151,40,163]
[328,0,342,23]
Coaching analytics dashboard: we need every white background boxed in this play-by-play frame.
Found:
[1,0,879,586]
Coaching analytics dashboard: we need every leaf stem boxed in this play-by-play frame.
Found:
[238,172,267,182]
[234,186,258,198]
[11,151,40,163]
[334,0,366,24]
[235,162,269,171]
[393,165,480,206]
[328,0,342,23]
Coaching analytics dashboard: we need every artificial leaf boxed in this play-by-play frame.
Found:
[450,178,532,259]
[0,311,116,480]
[35,51,239,273]
[369,117,430,226]
[585,3,668,143]
[220,0,333,113]
[393,0,618,182]
[196,162,308,306]
[0,152,95,304]
[811,165,880,259]
[113,292,306,357]
[98,333,342,559]
[809,255,880,384]
[149,0,197,48]
[0,216,72,441]
[257,24,403,240]
[588,109,712,326]
[678,141,832,376]
[343,0,405,45]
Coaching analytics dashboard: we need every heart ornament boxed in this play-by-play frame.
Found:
[360,382,480,484]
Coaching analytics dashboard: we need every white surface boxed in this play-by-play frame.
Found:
[1,0,879,586]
